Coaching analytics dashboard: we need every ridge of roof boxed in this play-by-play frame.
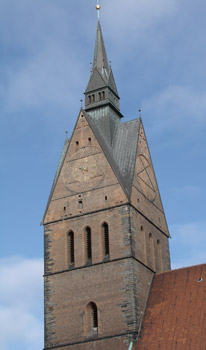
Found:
[157,262,206,275]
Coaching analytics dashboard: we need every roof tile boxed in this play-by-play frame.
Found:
[134,264,206,350]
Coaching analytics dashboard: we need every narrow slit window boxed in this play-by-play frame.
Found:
[88,137,91,146]
[85,302,98,337]
[102,91,105,100]
[78,200,83,209]
[92,94,95,103]
[88,95,91,104]
[102,223,109,257]
[85,227,92,261]
[149,233,155,271]
[157,239,163,273]
[68,231,74,266]
[99,92,102,101]
[92,303,98,328]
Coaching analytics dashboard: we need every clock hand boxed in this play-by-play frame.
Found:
[79,167,88,172]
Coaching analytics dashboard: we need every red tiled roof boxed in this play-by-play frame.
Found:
[134,264,206,350]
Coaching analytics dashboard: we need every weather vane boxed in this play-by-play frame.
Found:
[96,0,101,19]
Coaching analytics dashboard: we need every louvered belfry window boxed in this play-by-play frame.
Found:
[91,302,98,328]
[68,231,74,266]
[102,223,109,257]
[86,227,92,261]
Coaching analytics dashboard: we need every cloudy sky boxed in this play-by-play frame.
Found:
[0,0,206,349]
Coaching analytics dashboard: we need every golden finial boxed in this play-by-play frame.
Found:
[96,0,101,19]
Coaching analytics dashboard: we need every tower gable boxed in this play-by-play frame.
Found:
[108,69,119,97]
[131,121,170,236]
[85,67,106,94]
[43,109,128,225]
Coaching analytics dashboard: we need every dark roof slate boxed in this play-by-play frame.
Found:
[85,19,119,100]
[85,110,140,198]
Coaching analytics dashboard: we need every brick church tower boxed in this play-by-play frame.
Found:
[43,13,171,350]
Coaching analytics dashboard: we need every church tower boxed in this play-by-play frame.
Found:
[43,9,171,350]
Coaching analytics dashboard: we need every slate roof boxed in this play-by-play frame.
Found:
[134,264,206,350]
[85,110,140,198]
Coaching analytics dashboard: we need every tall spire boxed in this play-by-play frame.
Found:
[92,20,109,77]
[84,19,120,113]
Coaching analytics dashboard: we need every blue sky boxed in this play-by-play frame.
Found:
[0,0,206,349]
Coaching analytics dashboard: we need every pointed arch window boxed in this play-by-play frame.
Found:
[157,239,163,273]
[140,225,147,264]
[85,302,98,337]
[102,223,109,259]
[85,227,92,263]
[149,233,155,271]
[68,231,74,267]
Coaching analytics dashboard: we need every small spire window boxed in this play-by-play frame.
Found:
[88,95,91,104]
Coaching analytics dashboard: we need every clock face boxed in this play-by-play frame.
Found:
[136,155,156,202]
[63,147,105,193]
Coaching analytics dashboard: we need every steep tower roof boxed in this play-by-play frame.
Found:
[92,19,109,76]
[85,19,120,113]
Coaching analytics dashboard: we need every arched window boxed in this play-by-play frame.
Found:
[99,92,102,101]
[140,225,147,264]
[102,223,109,258]
[85,227,92,263]
[157,239,163,273]
[85,302,98,337]
[149,233,155,271]
[102,91,105,100]
[68,231,74,267]
[91,302,98,328]
[88,95,91,104]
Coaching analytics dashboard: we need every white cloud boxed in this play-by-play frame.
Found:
[104,0,177,43]
[170,221,206,269]
[142,85,206,133]
[0,256,43,350]
[1,45,85,113]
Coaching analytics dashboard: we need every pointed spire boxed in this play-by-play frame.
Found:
[84,17,122,121]
[92,20,109,77]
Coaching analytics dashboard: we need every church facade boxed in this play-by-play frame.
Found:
[43,14,206,350]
